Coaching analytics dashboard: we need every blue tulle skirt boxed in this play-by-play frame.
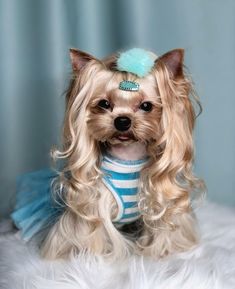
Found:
[11,168,65,241]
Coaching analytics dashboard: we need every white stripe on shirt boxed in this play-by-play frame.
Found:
[124,206,139,215]
[102,161,146,174]
[122,195,138,202]
[112,179,139,188]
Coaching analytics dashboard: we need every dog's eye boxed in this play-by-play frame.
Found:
[98,99,111,110]
[139,102,153,112]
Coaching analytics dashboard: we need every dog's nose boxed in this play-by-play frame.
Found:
[114,116,131,131]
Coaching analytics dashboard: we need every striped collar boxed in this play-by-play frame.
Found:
[103,152,149,166]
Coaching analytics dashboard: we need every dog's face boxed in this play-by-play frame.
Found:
[86,72,162,146]
[68,48,194,157]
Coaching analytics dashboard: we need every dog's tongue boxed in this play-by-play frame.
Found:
[118,135,130,141]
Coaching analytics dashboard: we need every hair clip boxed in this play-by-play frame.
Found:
[119,80,139,91]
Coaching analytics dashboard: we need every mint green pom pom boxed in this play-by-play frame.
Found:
[117,48,155,78]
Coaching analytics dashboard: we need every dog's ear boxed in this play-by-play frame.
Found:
[69,48,98,73]
[102,53,118,70]
[156,49,184,78]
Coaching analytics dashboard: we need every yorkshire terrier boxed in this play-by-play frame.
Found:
[26,47,205,260]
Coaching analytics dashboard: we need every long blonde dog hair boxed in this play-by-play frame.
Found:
[41,48,206,259]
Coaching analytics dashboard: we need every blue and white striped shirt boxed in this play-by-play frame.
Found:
[101,154,148,225]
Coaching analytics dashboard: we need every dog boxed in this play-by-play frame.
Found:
[38,47,206,260]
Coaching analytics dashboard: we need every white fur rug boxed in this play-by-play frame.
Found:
[0,201,235,289]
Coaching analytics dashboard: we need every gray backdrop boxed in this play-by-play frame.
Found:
[1,0,235,218]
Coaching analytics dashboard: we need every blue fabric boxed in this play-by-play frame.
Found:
[11,168,64,241]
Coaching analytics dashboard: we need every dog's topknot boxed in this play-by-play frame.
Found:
[116,48,155,78]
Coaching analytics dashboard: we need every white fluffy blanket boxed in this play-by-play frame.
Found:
[0,202,235,289]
